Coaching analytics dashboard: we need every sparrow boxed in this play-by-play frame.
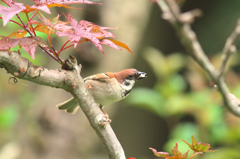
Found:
[56,69,147,120]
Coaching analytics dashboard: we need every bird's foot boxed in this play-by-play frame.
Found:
[99,115,111,126]
[99,105,111,125]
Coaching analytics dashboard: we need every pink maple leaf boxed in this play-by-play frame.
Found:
[0,0,25,26]
[100,39,121,51]
[30,4,51,14]
[56,13,115,54]
[54,21,72,33]
[19,36,49,60]
[0,36,20,50]
[19,37,38,60]
[32,0,100,5]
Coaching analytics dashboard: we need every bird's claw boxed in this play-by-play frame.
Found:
[99,115,111,126]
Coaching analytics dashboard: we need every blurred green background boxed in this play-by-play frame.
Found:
[1,0,240,159]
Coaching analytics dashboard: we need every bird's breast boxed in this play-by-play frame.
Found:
[85,79,126,106]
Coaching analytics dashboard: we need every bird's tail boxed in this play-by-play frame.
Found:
[56,97,79,114]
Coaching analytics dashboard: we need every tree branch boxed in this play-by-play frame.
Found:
[0,51,126,159]
[156,0,240,117]
[218,19,240,77]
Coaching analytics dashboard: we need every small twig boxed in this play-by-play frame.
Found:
[218,19,240,77]
[164,0,180,19]
[61,39,86,52]
[28,11,37,24]
[0,17,24,28]
[46,29,63,63]
[58,40,70,55]
[16,14,34,37]
[50,45,64,64]
[38,45,62,63]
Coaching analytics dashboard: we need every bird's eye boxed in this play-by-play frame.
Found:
[128,74,134,78]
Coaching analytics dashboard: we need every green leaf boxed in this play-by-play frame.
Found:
[159,74,186,97]
[126,88,166,116]
[182,135,218,154]
[143,47,185,80]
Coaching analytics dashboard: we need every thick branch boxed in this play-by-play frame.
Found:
[156,0,240,117]
[0,51,126,159]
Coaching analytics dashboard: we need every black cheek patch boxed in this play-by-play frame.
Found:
[124,89,132,96]
[123,80,130,86]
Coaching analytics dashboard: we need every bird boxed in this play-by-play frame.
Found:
[56,68,146,121]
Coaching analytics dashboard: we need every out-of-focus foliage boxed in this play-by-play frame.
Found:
[126,47,240,158]
[0,106,18,130]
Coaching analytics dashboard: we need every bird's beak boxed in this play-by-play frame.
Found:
[136,71,147,80]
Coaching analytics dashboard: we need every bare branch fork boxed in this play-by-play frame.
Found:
[156,0,240,117]
[0,51,126,159]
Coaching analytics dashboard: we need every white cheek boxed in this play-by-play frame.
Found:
[121,79,135,91]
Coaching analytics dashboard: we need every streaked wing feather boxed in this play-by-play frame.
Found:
[66,105,80,114]
[84,73,112,82]
[57,97,77,110]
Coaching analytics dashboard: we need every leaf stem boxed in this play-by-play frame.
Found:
[29,11,37,22]
[0,17,24,28]
[39,45,60,63]
[16,14,34,37]
[25,13,36,36]
[47,30,52,46]
[58,40,70,55]
[2,0,10,7]
[62,39,86,51]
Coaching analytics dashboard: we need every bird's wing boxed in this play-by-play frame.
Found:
[84,72,115,82]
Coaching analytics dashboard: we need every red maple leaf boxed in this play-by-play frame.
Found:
[19,37,38,60]
[149,143,189,159]
[0,36,20,50]
[19,36,49,60]
[56,13,115,54]
[0,36,48,60]
[0,0,26,26]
